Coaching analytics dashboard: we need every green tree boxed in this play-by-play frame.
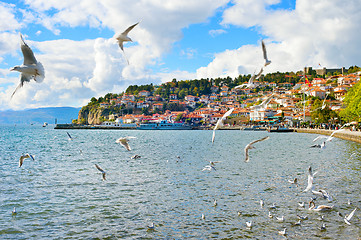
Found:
[340,81,361,122]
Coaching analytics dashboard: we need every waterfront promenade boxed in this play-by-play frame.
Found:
[296,128,361,144]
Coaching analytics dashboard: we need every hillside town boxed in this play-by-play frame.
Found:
[78,68,361,129]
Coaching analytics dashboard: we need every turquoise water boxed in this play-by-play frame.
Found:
[0,125,360,239]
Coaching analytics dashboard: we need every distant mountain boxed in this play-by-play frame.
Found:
[0,107,81,124]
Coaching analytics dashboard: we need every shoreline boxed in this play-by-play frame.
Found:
[295,128,361,144]
[54,124,361,144]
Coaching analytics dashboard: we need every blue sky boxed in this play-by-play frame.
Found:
[0,0,360,110]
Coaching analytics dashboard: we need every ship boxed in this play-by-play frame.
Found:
[136,120,192,130]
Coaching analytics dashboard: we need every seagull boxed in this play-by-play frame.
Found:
[288,177,298,186]
[234,68,263,90]
[292,220,301,226]
[246,221,252,229]
[116,136,136,151]
[308,200,333,211]
[212,108,234,143]
[95,164,106,181]
[343,208,357,225]
[66,131,73,141]
[131,154,141,159]
[303,166,317,192]
[115,22,139,64]
[19,153,35,167]
[297,215,308,220]
[11,33,45,98]
[213,199,217,207]
[278,228,287,236]
[262,40,271,67]
[12,207,17,215]
[268,212,273,218]
[310,141,326,148]
[244,136,270,162]
[147,222,155,230]
[276,216,285,222]
[202,165,216,171]
[298,202,305,208]
[319,223,326,231]
[317,215,325,221]
[269,203,277,209]
[260,199,264,207]
[201,214,205,220]
[249,93,275,111]
[312,189,332,201]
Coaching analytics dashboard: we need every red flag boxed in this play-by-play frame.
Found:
[305,76,312,87]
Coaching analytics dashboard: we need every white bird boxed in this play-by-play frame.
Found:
[213,199,217,207]
[201,214,205,220]
[288,177,298,185]
[95,164,106,181]
[344,208,357,225]
[278,228,287,236]
[317,215,324,221]
[262,40,271,67]
[208,160,221,166]
[292,220,301,226]
[114,22,139,64]
[246,221,252,228]
[19,153,35,167]
[319,223,326,231]
[11,33,45,98]
[276,216,284,222]
[298,202,305,208]
[147,222,155,230]
[268,212,273,218]
[303,166,317,192]
[244,136,270,162]
[12,207,17,215]
[260,199,264,207]
[234,68,263,90]
[116,136,136,151]
[249,93,276,111]
[308,200,333,211]
[212,108,234,143]
[312,189,332,201]
[297,215,308,220]
[202,165,216,171]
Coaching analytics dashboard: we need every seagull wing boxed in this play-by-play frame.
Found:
[122,22,139,36]
[26,153,35,161]
[345,208,357,222]
[262,40,268,61]
[211,130,216,143]
[66,132,72,140]
[19,155,29,167]
[249,136,270,145]
[244,136,270,162]
[221,108,234,120]
[234,83,247,89]
[118,41,124,51]
[255,67,263,80]
[95,164,105,173]
[20,33,37,65]
[313,135,328,142]
[118,138,131,151]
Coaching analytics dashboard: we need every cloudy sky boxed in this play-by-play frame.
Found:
[0,0,360,110]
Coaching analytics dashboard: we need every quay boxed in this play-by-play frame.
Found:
[295,128,361,144]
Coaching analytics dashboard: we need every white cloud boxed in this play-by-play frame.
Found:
[209,29,227,37]
[0,0,229,110]
[199,0,361,78]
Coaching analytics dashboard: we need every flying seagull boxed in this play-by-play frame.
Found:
[19,153,35,167]
[95,164,106,181]
[303,166,317,192]
[115,22,139,64]
[116,136,136,151]
[212,108,234,143]
[244,136,270,162]
[11,33,45,98]
[234,68,263,89]
[262,40,271,67]
[343,208,357,225]
[66,132,73,141]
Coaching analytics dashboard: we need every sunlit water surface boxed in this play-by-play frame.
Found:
[0,125,360,239]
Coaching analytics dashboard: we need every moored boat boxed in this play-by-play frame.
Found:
[137,120,192,130]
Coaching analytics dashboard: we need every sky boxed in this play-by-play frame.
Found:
[0,0,360,110]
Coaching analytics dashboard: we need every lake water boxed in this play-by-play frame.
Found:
[0,125,360,239]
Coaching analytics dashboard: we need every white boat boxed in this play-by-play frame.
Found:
[137,120,192,130]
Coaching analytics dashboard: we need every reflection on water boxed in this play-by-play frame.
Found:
[0,125,360,239]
